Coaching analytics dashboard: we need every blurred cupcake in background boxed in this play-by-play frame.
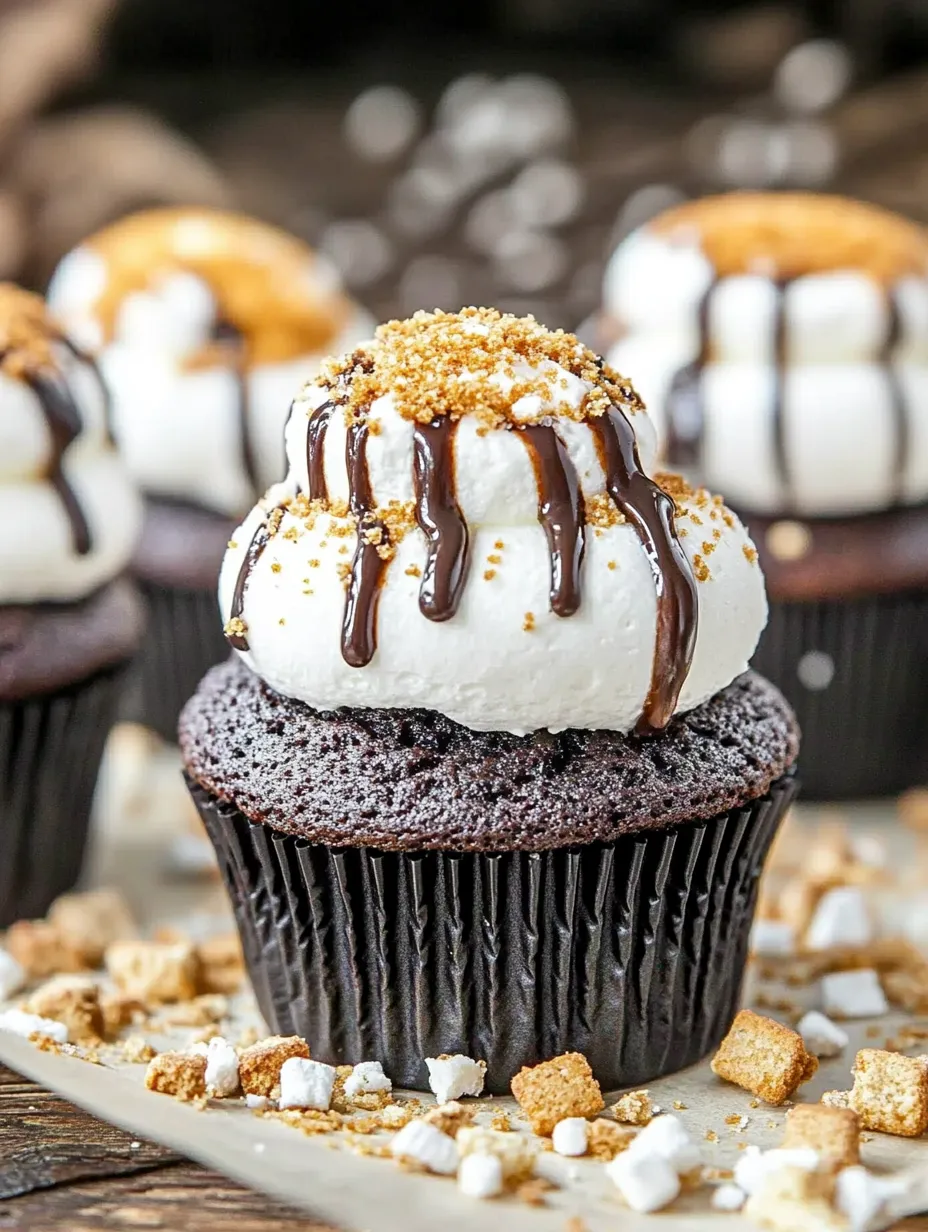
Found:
[603,192,928,799]
[0,284,143,925]
[47,207,373,743]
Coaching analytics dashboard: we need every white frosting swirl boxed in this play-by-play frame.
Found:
[604,220,928,517]
[218,310,767,734]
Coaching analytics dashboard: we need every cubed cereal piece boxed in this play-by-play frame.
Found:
[849,1048,928,1137]
[391,1120,458,1175]
[797,1011,849,1059]
[105,941,199,1005]
[606,1151,680,1213]
[99,991,145,1037]
[425,1054,486,1103]
[239,1035,310,1097]
[458,1152,503,1199]
[279,1056,336,1111]
[0,1008,68,1042]
[424,1100,475,1136]
[743,1166,844,1231]
[195,933,245,995]
[380,1103,412,1129]
[881,962,928,1013]
[48,888,137,966]
[344,1061,392,1102]
[612,1090,654,1125]
[144,1051,207,1101]
[711,1010,817,1105]
[821,1090,851,1109]
[457,1126,536,1182]
[0,948,25,999]
[4,919,87,978]
[551,1117,589,1157]
[821,969,888,1019]
[781,1104,860,1168]
[205,1036,240,1097]
[25,976,103,1044]
[588,1119,637,1161]
[510,1052,604,1136]
[122,1035,156,1064]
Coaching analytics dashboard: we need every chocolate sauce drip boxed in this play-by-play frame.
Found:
[412,417,470,621]
[306,401,334,502]
[214,320,259,495]
[665,280,717,468]
[518,424,585,616]
[884,289,908,504]
[590,407,698,733]
[225,521,271,651]
[770,280,792,504]
[342,421,388,667]
[59,336,114,444]
[24,367,92,556]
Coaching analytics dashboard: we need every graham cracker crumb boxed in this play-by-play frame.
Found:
[4,919,89,978]
[457,1126,537,1181]
[588,1119,636,1161]
[144,1051,207,1101]
[195,934,245,995]
[711,1009,817,1105]
[516,1177,555,1206]
[239,1035,310,1097]
[424,1101,474,1136]
[782,1104,860,1168]
[611,1090,654,1125]
[25,976,103,1044]
[849,1048,928,1137]
[510,1052,604,1136]
[523,611,535,632]
[48,889,137,967]
[105,941,199,1005]
[121,1035,157,1064]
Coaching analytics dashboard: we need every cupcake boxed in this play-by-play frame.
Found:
[46,208,373,742]
[0,284,143,926]
[604,192,928,799]
[180,307,798,1092]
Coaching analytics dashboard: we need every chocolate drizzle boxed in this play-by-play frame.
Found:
[306,401,334,502]
[213,320,258,495]
[884,289,908,504]
[590,407,698,732]
[665,279,716,468]
[412,417,470,621]
[60,335,114,444]
[518,424,585,616]
[225,521,271,651]
[342,420,388,667]
[770,280,792,502]
[25,367,92,556]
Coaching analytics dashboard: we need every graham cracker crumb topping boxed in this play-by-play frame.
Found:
[0,284,65,378]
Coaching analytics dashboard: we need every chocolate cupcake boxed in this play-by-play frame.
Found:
[180,308,798,1092]
[604,192,928,799]
[46,209,373,742]
[0,284,144,926]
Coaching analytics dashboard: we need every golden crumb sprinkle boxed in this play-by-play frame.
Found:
[494,538,505,550]
[270,562,281,573]
[228,539,238,550]
[405,563,422,577]
[224,617,247,639]
[743,544,759,565]
[0,284,66,378]
[484,568,496,581]
[487,553,502,565]
[692,554,711,583]
[607,560,617,570]
[523,611,535,632]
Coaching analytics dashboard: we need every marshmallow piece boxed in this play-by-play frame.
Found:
[552,1117,589,1157]
[245,1093,270,1110]
[850,834,887,868]
[805,887,873,951]
[390,1119,459,1175]
[798,1010,850,1058]
[0,949,26,999]
[278,1057,337,1111]
[425,1054,486,1103]
[751,919,796,957]
[187,1041,209,1057]
[625,1114,699,1174]
[733,1146,821,1197]
[822,969,889,1019]
[205,1037,240,1097]
[606,1151,680,1213]
[344,1060,392,1099]
[834,1166,894,1232]
[712,1183,747,1211]
[458,1152,503,1198]
[0,1008,68,1043]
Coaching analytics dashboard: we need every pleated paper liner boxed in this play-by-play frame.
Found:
[190,772,795,1094]
[121,581,230,744]
[0,665,127,928]
[751,591,928,801]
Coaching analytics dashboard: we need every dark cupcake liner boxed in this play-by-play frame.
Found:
[0,665,128,927]
[189,772,795,1093]
[121,581,230,744]
[751,591,928,800]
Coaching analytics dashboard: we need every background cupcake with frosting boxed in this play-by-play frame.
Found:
[46,207,373,742]
[181,307,798,1091]
[604,192,928,800]
[0,283,143,924]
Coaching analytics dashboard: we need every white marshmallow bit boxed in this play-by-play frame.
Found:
[425,1054,486,1103]
[834,1166,896,1232]
[733,1146,820,1196]
[245,1093,270,1110]
[278,1056,337,1111]
[205,1037,240,1097]
[625,1114,700,1174]
[0,949,25,999]
[0,1008,68,1043]
[458,1152,504,1198]
[606,1151,681,1212]
[390,1119,459,1175]
[805,887,873,951]
[797,1010,849,1058]
[551,1117,589,1157]
[822,969,889,1019]
[750,918,796,957]
[344,1060,392,1099]
[711,1183,746,1211]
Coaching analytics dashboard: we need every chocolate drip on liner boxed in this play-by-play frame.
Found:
[412,417,470,621]
[517,424,585,617]
[226,520,272,651]
[306,400,334,502]
[590,407,698,733]
[665,278,717,468]
[884,290,908,505]
[342,420,389,668]
[23,366,92,556]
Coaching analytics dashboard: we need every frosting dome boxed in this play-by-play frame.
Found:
[604,192,928,518]
[0,284,141,604]
[46,208,374,517]
[218,308,767,735]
